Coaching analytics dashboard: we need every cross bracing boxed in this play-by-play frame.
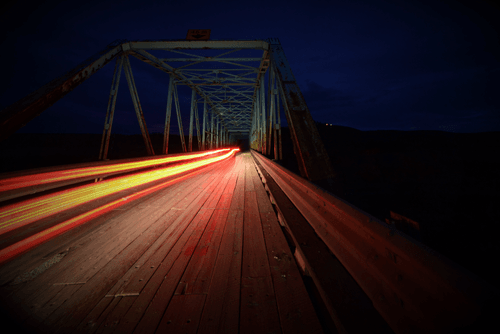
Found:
[0,38,336,183]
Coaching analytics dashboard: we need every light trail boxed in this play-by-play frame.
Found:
[0,148,231,193]
[0,163,214,265]
[0,148,239,237]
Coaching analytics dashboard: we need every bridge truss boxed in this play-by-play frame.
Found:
[0,38,336,184]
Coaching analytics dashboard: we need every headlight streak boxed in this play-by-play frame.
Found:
[0,148,231,193]
[0,148,240,237]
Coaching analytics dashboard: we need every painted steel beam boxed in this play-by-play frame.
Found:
[99,55,124,160]
[160,58,262,62]
[0,41,124,142]
[126,40,269,50]
[189,90,195,152]
[122,55,154,156]
[173,83,187,152]
[202,101,207,150]
[268,38,341,190]
[163,75,174,154]
[194,98,201,150]
[129,49,229,130]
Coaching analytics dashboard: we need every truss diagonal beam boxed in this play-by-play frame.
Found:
[163,75,174,154]
[99,55,124,160]
[0,42,123,142]
[129,49,229,130]
[122,55,154,156]
[269,38,340,187]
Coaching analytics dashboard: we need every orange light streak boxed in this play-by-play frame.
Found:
[0,148,239,236]
[0,164,209,265]
[0,148,231,193]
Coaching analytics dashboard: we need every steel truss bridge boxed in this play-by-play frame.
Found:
[0,38,497,334]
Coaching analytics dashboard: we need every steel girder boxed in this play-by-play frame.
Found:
[267,38,340,185]
[1,38,338,184]
[0,40,124,143]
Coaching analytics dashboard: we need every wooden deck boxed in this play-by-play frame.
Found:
[0,153,324,334]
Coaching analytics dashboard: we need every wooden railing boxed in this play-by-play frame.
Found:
[251,150,498,334]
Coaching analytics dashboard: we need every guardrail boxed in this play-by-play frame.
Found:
[251,150,498,333]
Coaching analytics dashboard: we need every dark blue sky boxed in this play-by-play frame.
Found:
[1,0,499,134]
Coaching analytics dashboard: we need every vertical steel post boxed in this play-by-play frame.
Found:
[267,63,274,157]
[221,126,224,147]
[163,74,174,154]
[269,38,340,190]
[257,88,261,152]
[277,86,282,160]
[266,67,273,155]
[194,97,201,150]
[216,117,220,148]
[123,55,154,155]
[251,101,258,150]
[189,89,195,152]
[260,75,266,155]
[173,83,187,152]
[210,111,214,149]
[269,64,277,160]
[202,100,207,150]
[99,55,124,160]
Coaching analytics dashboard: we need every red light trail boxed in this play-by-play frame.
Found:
[0,148,231,193]
[0,148,239,264]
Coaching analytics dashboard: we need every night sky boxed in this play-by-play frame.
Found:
[1,0,499,135]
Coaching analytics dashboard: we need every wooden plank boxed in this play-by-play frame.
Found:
[94,296,136,334]
[244,155,255,192]
[0,161,217,288]
[13,193,188,324]
[173,162,239,297]
[110,159,234,298]
[37,161,234,333]
[107,162,235,334]
[122,209,215,334]
[4,168,205,297]
[198,155,245,334]
[155,295,206,334]
[102,167,230,299]
[112,159,240,334]
[8,171,213,327]
[240,276,281,334]
[73,296,115,333]
[175,209,229,295]
[197,210,244,334]
[23,284,82,333]
[251,159,324,334]
[242,189,270,278]
[228,159,245,212]
[201,161,236,209]
[239,155,281,334]
[0,164,217,333]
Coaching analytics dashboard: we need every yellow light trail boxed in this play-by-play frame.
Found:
[0,156,236,265]
[0,148,239,236]
[0,148,231,193]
